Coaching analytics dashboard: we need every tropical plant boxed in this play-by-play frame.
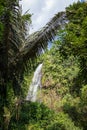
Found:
[2,1,87,130]
[9,102,82,130]
[0,0,67,129]
[58,2,87,87]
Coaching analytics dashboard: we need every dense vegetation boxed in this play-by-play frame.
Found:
[40,2,87,130]
[0,0,32,129]
[0,1,87,130]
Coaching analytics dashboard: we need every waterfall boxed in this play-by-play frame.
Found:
[26,63,43,102]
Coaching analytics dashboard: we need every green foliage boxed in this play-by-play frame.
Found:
[41,46,79,96]
[46,112,82,130]
[36,40,83,129]
[1,1,87,130]
[0,0,32,128]
[9,102,81,130]
[81,85,87,104]
[37,3,87,128]
[58,2,87,85]
[21,12,32,35]
[49,2,87,130]
[22,13,32,24]
[9,102,53,130]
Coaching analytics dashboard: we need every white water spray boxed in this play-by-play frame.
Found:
[26,63,43,102]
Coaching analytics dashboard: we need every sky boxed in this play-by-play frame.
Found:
[20,0,78,34]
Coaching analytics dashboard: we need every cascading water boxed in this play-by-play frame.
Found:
[26,63,43,102]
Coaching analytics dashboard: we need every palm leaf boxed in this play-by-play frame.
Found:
[0,0,27,96]
[22,12,66,56]
[0,0,68,98]
[9,11,67,67]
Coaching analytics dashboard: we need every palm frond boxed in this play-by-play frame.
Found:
[10,12,67,66]
[0,0,27,96]
[2,4,67,95]
[8,3,26,59]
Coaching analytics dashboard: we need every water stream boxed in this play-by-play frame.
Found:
[26,63,43,102]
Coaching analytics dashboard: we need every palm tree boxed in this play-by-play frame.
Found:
[0,0,67,129]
